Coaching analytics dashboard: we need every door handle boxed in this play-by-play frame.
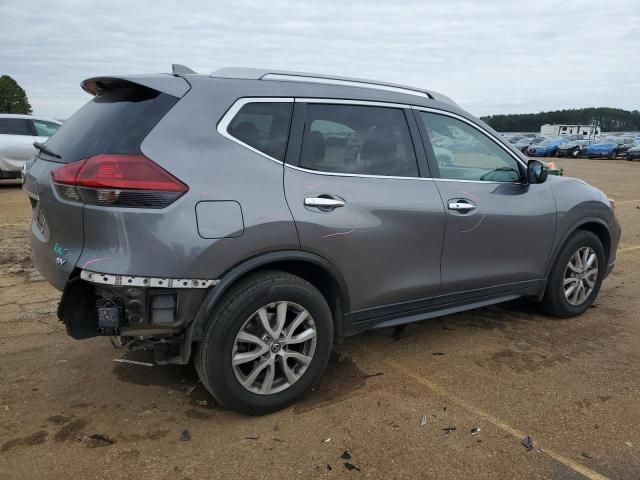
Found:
[304,197,346,209]
[448,200,476,212]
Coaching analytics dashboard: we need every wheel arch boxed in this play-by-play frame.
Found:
[188,250,350,342]
[546,217,612,279]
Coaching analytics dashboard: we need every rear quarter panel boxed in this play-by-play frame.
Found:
[78,77,300,279]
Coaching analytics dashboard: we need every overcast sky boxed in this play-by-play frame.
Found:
[1,0,639,120]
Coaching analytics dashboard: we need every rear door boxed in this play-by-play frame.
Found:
[415,109,556,302]
[284,100,445,320]
[0,118,36,173]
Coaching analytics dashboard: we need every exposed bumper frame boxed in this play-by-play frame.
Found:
[80,269,219,289]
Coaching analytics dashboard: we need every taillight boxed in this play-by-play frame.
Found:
[51,155,188,208]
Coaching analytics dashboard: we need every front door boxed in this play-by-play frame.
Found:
[415,109,556,302]
[284,101,445,318]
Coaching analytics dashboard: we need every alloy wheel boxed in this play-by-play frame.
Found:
[563,246,598,306]
[231,301,317,395]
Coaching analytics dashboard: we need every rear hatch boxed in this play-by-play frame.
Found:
[23,75,189,290]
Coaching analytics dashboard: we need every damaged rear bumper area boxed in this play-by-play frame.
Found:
[58,270,218,364]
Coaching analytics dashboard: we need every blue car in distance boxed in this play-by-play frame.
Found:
[527,138,563,157]
[583,137,635,159]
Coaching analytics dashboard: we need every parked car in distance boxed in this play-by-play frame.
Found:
[583,137,635,159]
[0,114,61,179]
[23,67,620,414]
[527,137,563,157]
[625,144,640,161]
[557,139,593,158]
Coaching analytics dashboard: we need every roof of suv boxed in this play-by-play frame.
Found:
[209,67,458,107]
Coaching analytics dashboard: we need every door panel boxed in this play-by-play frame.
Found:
[284,101,445,314]
[415,109,557,300]
[285,167,445,312]
[434,180,555,297]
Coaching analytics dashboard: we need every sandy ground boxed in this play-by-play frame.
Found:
[0,157,639,479]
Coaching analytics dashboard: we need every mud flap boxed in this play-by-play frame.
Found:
[57,277,99,339]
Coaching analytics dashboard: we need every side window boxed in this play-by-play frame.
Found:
[299,104,419,177]
[33,120,60,137]
[419,112,521,183]
[0,118,31,136]
[227,102,292,161]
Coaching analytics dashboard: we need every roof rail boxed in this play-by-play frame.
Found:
[210,67,457,106]
[262,73,430,99]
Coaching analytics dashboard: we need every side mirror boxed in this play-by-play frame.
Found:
[527,159,548,184]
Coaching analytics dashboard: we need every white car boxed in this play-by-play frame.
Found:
[0,114,61,179]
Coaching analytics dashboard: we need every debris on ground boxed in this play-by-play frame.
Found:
[581,452,593,459]
[112,358,153,367]
[243,434,260,440]
[521,436,534,450]
[322,437,332,443]
[327,464,332,471]
[392,325,408,341]
[197,400,208,407]
[179,430,192,442]
[471,427,481,435]
[341,451,352,460]
[185,384,197,395]
[273,438,284,443]
[443,406,447,411]
[432,352,445,356]
[344,462,361,471]
[442,427,456,434]
[362,372,384,379]
[420,415,428,427]
[83,434,114,447]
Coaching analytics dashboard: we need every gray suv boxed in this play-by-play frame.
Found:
[23,67,620,414]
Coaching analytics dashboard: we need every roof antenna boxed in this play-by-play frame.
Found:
[172,64,197,75]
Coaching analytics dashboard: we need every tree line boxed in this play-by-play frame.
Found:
[480,107,640,132]
[0,75,32,114]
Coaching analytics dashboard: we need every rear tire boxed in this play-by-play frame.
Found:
[540,230,605,317]
[195,270,333,415]
[608,150,616,160]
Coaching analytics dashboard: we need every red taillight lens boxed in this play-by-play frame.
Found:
[51,155,188,208]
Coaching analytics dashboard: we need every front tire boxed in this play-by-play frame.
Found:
[195,271,333,415]
[540,230,605,317]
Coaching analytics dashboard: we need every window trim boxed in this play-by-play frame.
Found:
[0,118,33,136]
[216,97,527,183]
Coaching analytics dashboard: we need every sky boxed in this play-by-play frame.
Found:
[1,0,639,120]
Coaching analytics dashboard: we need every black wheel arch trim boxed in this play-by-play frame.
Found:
[545,216,613,279]
[188,250,351,342]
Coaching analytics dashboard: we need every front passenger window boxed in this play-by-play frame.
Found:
[419,112,521,183]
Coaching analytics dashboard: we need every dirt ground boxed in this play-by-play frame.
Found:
[1,157,639,479]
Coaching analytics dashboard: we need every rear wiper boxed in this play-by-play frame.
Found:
[33,141,61,159]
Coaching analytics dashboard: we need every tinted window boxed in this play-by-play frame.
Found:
[0,118,31,136]
[33,120,60,137]
[44,87,177,163]
[419,112,521,183]
[227,102,292,161]
[300,104,418,177]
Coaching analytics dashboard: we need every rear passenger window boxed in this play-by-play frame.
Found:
[0,118,31,136]
[227,102,292,161]
[299,104,418,177]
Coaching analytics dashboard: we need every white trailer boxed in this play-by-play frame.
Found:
[540,124,600,138]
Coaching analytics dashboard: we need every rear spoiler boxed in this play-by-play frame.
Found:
[81,74,190,98]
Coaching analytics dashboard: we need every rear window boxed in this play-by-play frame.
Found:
[0,118,31,136]
[227,102,293,161]
[43,87,177,163]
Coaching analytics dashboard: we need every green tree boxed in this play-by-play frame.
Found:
[0,75,32,114]
[480,107,640,133]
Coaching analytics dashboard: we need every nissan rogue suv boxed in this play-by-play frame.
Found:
[23,66,620,414]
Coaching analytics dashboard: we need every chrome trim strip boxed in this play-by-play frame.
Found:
[81,270,218,289]
[411,106,528,169]
[216,97,527,183]
[286,163,430,181]
[216,97,293,165]
[294,97,410,108]
[263,74,431,99]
